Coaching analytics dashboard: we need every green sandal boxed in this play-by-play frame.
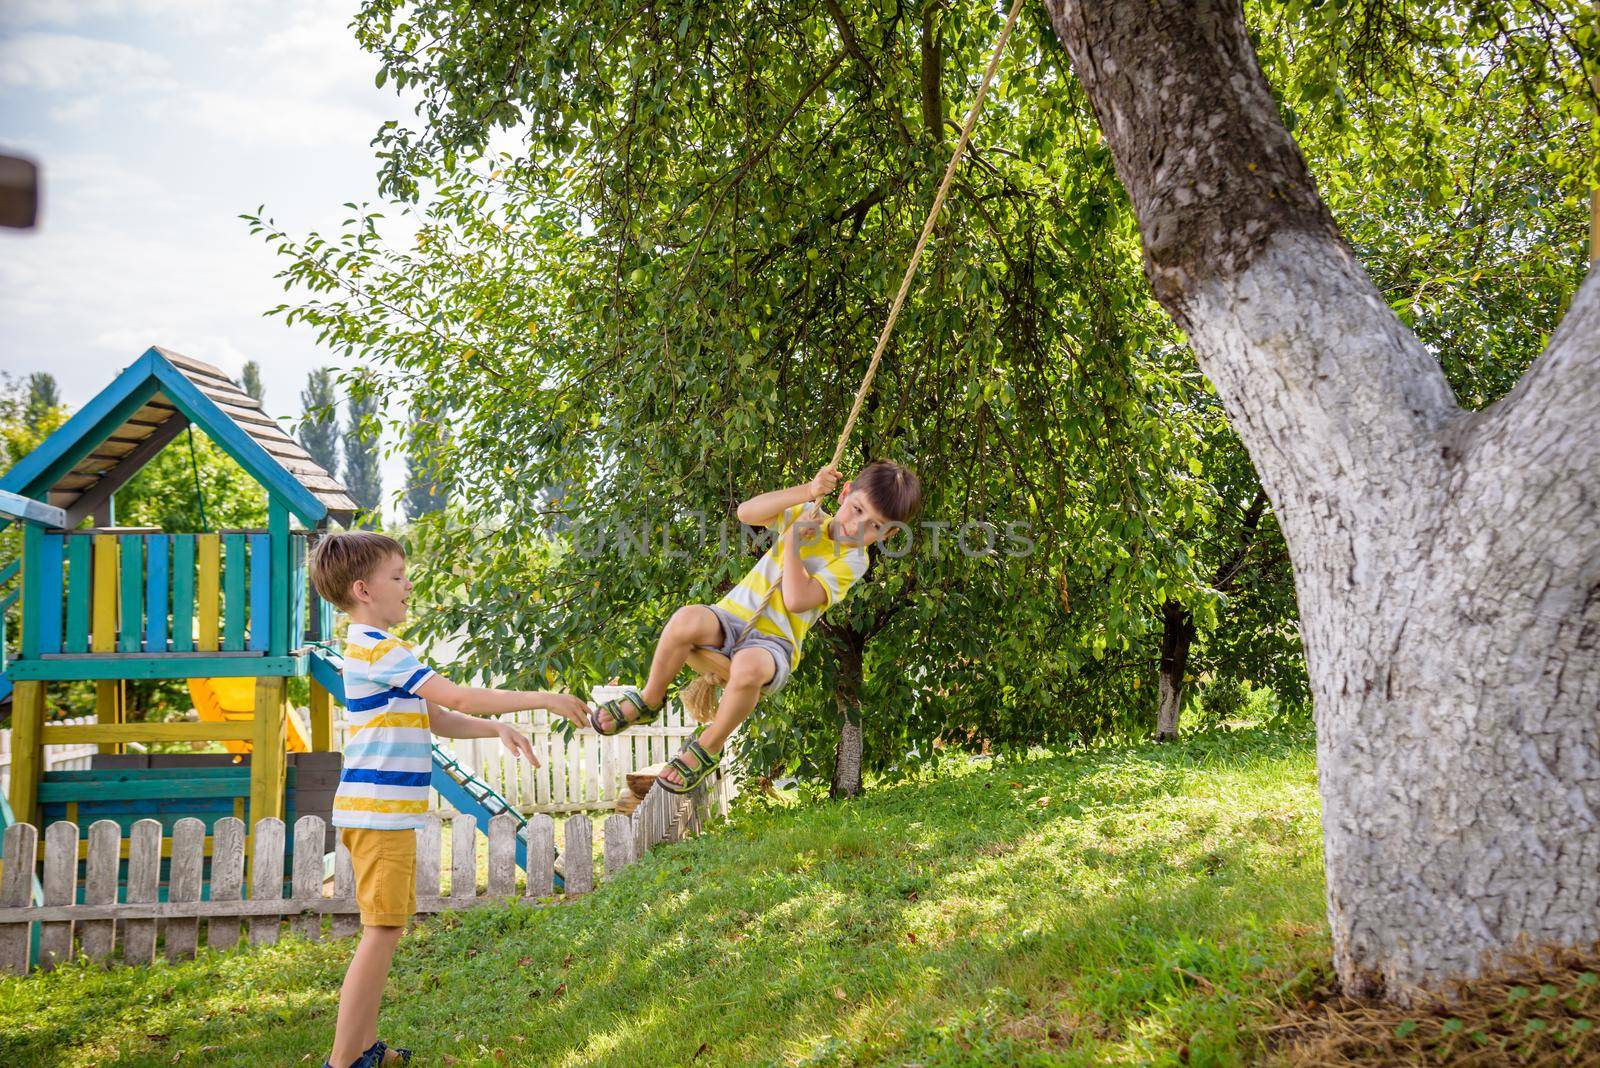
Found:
[588,687,661,736]
[659,739,721,795]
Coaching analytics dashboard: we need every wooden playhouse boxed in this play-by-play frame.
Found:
[0,346,353,866]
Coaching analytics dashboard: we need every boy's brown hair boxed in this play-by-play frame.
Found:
[309,530,405,611]
[852,459,922,523]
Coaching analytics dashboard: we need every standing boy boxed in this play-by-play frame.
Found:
[311,530,588,1068]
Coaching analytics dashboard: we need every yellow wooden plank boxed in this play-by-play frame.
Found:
[91,535,118,653]
[95,680,119,755]
[41,721,256,744]
[8,681,46,827]
[309,679,332,752]
[197,534,221,651]
[248,676,287,826]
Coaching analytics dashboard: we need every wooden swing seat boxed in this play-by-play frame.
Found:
[685,647,732,686]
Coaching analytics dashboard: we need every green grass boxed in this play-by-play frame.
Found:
[0,727,1330,1067]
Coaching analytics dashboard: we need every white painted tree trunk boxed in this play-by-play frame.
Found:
[1154,672,1182,742]
[1045,0,1600,1000]
[1192,236,1600,998]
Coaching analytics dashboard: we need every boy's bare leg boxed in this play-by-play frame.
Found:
[328,924,404,1068]
[660,647,772,786]
[591,606,722,734]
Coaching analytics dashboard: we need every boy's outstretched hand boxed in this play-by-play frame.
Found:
[494,721,540,765]
[543,692,591,729]
[809,465,841,500]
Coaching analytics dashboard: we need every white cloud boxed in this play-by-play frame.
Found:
[0,0,234,35]
[168,88,385,149]
[0,32,173,92]
[49,94,103,123]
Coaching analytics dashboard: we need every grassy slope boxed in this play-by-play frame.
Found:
[0,728,1330,1067]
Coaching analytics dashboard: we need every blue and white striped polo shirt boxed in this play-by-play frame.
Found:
[331,625,436,830]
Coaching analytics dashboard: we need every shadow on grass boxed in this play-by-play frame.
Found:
[0,726,1324,1067]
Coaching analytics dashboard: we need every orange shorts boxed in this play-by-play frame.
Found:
[339,827,417,928]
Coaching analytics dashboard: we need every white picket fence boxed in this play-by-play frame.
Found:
[2,695,736,818]
[0,778,714,975]
[0,715,98,798]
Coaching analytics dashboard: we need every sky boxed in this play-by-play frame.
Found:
[0,0,416,517]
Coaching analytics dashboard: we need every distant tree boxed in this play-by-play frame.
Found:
[24,373,59,431]
[343,376,383,522]
[404,408,448,520]
[240,361,264,403]
[298,368,340,479]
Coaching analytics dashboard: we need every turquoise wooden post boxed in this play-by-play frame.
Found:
[37,533,63,655]
[20,523,42,660]
[248,533,270,652]
[268,502,290,658]
[171,535,195,653]
[223,533,246,651]
[118,534,143,653]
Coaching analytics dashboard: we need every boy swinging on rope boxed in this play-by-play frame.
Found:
[589,460,921,793]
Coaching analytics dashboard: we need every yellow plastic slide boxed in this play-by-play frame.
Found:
[188,677,312,755]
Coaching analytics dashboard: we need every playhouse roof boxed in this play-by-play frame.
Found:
[0,347,357,527]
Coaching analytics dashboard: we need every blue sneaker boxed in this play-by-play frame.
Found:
[324,1040,408,1068]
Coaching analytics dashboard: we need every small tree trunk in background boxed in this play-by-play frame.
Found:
[830,632,866,799]
[1156,599,1195,741]
[920,2,943,140]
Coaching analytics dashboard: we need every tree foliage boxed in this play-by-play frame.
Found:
[249,0,1592,778]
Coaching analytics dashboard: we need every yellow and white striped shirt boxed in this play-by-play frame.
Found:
[715,505,870,662]
[332,625,436,830]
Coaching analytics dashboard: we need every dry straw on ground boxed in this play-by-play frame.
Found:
[1271,943,1600,1067]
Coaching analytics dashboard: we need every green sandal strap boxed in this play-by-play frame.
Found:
[588,688,659,736]
[660,740,720,794]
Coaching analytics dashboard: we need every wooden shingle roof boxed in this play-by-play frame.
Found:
[0,347,357,527]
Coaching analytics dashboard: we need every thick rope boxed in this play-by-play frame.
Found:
[679,0,1027,712]
[825,0,1028,473]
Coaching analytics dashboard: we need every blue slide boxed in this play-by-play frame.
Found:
[310,647,563,889]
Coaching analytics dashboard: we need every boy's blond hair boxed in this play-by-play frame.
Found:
[309,530,404,611]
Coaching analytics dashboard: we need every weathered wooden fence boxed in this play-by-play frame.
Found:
[0,714,98,796]
[0,778,714,976]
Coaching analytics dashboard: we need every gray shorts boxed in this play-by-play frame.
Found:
[706,605,795,695]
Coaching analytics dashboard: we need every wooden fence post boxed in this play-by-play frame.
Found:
[0,822,36,974]
[487,813,517,899]
[208,817,245,951]
[450,815,476,906]
[563,815,593,895]
[39,820,76,970]
[414,813,441,908]
[603,815,634,877]
[292,816,326,942]
[81,819,119,964]
[523,814,554,899]
[249,818,285,946]
[122,819,160,965]
[166,817,205,962]
[331,837,360,940]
